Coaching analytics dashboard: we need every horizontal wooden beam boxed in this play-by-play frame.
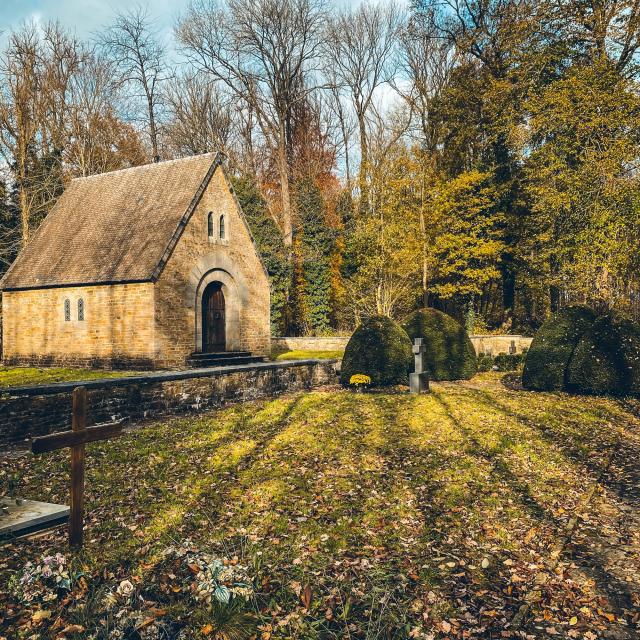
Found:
[31,422,123,454]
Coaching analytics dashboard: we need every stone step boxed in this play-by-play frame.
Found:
[189,351,252,360]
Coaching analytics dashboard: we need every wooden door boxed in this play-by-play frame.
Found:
[202,283,225,352]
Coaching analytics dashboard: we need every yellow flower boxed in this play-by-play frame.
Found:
[349,374,371,387]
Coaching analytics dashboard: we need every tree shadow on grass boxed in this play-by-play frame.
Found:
[464,384,640,510]
[350,392,544,631]
[5,395,305,566]
[433,385,639,635]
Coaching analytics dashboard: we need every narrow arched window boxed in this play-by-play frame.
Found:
[64,299,71,322]
[207,212,214,238]
[77,298,85,321]
[219,214,225,240]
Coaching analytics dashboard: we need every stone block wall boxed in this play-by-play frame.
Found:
[470,334,532,356]
[0,359,337,448]
[2,283,156,368]
[154,166,271,364]
[272,336,350,352]
[272,335,532,356]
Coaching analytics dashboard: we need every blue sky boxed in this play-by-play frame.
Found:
[1,0,378,44]
[1,0,189,47]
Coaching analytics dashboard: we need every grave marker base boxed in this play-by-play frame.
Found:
[0,497,69,539]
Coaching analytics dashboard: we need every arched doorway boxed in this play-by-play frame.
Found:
[202,282,225,352]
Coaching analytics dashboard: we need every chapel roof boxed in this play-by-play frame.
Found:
[1,152,223,291]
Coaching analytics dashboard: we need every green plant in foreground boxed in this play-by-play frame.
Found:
[349,373,372,390]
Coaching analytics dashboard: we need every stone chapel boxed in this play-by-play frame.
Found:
[0,152,271,369]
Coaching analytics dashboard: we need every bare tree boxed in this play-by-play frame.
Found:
[39,23,84,152]
[164,73,234,158]
[99,6,168,161]
[0,25,41,245]
[66,53,147,176]
[548,0,640,72]
[0,23,81,245]
[325,74,356,188]
[324,2,402,212]
[398,9,456,152]
[177,0,327,249]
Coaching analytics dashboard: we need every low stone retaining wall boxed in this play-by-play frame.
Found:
[470,334,532,356]
[0,360,338,449]
[272,336,350,352]
[273,334,532,356]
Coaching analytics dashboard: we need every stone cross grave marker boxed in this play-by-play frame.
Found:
[410,338,430,394]
[31,387,123,547]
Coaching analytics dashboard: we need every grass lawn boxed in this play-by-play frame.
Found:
[0,366,136,389]
[272,349,344,361]
[1,373,639,639]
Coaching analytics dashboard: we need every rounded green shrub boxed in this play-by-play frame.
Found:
[566,311,640,396]
[340,316,413,387]
[402,308,477,381]
[522,305,596,391]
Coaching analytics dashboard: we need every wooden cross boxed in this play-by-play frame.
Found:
[31,386,123,547]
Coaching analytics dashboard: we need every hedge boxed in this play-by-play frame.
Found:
[340,315,413,387]
[402,308,477,381]
[494,352,525,372]
[566,311,640,396]
[522,306,596,391]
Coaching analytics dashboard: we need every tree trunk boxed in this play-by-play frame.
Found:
[357,111,369,214]
[276,131,293,249]
[17,141,30,245]
[19,179,30,245]
[146,88,159,161]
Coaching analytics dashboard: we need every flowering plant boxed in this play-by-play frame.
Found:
[102,579,137,610]
[10,553,78,603]
[166,541,254,607]
[349,374,372,389]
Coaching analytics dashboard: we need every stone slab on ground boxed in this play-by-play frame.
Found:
[0,497,69,538]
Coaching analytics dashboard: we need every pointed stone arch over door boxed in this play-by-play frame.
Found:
[193,266,243,353]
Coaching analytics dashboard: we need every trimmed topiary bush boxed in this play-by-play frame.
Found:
[522,306,596,391]
[402,308,477,381]
[340,316,413,387]
[566,311,640,396]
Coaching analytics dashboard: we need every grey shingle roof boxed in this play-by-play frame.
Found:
[1,153,220,290]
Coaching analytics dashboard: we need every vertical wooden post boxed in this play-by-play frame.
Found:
[70,386,87,547]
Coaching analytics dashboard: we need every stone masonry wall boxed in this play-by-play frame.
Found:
[154,166,271,365]
[272,336,350,352]
[272,335,533,356]
[0,360,337,448]
[2,283,155,368]
[470,334,532,356]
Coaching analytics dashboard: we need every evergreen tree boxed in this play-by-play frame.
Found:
[231,176,291,335]
[296,178,335,334]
